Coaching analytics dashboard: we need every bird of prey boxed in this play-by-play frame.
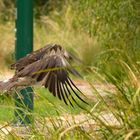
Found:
[0,44,87,107]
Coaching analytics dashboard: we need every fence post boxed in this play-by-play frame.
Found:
[15,0,33,125]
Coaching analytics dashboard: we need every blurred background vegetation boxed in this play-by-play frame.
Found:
[0,0,140,139]
[0,0,139,73]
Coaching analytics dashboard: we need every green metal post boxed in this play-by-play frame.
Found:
[15,0,33,124]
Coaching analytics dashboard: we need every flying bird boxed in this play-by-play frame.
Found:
[0,44,87,107]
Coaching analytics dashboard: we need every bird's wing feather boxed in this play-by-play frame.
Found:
[11,44,60,71]
[11,44,87,106]
[39,56,87,106]
[11,44,82,74]
[14,55,87,106]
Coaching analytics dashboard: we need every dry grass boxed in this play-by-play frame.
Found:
[0,23,14,72]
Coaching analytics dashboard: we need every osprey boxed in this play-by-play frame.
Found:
[0,44,87,106]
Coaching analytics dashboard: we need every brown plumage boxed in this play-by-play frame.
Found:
[0,44,87,106]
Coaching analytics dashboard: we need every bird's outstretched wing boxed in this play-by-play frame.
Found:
[11,44,78,71]
[10,44,88,106]
[11,44,61,71]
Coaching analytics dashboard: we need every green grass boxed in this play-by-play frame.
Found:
[0,63,139,140]
[0,66,140,139]
[34,87,91,118]
[0,97,13,123]
[0,88,93,139]
[0,87,91,122]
